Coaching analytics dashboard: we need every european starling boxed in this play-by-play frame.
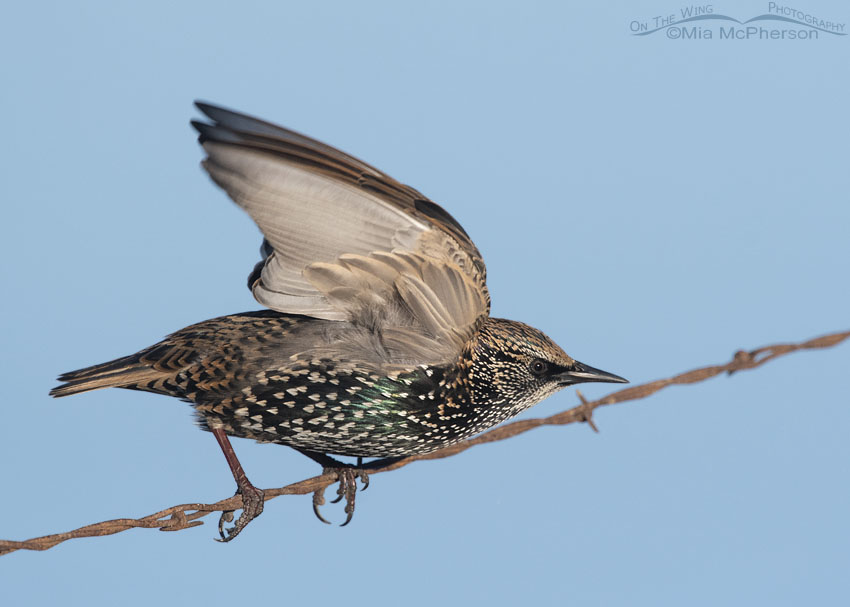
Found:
[51,102,627,541]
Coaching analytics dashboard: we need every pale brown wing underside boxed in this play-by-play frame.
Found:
[192,102,489,365]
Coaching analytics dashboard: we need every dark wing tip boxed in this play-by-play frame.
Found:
[192,100,234,143]
[190,118,210,142]
[192,101,236,143]
[191,119,245,146]
[194,99,216,113]
[194,100,232,121]
[192,101,275,145]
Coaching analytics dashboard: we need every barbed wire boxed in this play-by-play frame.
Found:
[2,328,847,556]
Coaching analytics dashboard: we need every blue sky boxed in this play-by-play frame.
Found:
[2,1,848,605]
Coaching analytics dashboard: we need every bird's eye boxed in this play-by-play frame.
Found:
[530,359,548,376]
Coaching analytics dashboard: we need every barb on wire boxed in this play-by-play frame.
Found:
[1,329,847,556]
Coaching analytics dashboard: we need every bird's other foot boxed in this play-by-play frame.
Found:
[312,462,369,527]
[217,480,265,542]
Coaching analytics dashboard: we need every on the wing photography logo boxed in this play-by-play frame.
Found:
[630,2,846,39]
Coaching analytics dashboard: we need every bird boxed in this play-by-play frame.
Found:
[51,101,627,541]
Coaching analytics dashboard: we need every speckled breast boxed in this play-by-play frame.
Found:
[193,358,504,458]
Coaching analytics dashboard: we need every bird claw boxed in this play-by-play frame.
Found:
[216,483,265,542]
[312,485,332,525]
[311,465,370,526]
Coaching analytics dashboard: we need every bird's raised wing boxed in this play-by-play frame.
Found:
[192,102,489,365]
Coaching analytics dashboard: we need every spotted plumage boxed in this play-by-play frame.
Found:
[51,102,626,540]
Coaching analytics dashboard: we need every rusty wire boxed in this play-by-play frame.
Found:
[2,328,847,556]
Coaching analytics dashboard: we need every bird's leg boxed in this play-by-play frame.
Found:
[295,450,396,526]
[212,428,264,542]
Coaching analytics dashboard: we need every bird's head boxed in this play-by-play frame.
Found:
[469,318,628,413]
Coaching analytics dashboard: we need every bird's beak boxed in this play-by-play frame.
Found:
[556,361,628,386]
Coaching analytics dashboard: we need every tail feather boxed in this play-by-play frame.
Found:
[50,354,165,398]
[50,311,274,399]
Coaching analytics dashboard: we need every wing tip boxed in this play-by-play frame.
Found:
[192,101,233,142]
[194,100,230,121]
[190,118,208,141]
[191,119,246,146]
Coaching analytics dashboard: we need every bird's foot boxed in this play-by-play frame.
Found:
[216,481,265,542]
[312,463,369,527]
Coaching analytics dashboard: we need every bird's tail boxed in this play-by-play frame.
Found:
[50,354,165,398]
